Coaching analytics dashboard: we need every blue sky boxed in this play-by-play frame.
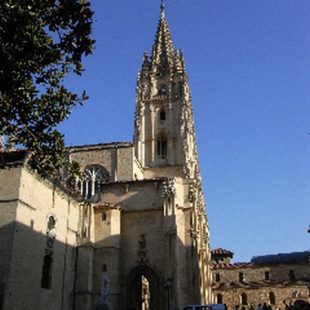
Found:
[59,1,310,262]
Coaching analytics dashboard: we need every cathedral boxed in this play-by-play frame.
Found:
[0,3,212,310]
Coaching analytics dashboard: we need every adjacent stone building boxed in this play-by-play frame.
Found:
[211,248,310,310]
[0,3,212,310]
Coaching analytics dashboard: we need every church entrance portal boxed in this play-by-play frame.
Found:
[127,266,162,310]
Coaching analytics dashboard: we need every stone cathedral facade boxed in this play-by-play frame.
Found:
[0,4,212,310]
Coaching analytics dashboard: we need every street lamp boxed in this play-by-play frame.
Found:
[164,278,173,310]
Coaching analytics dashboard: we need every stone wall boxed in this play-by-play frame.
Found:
[69,142,134,182]
[213,285,310,310]
[212,263,310,310]
[214,265,310,284]
[0,165,80,310]
[0,166,21,309]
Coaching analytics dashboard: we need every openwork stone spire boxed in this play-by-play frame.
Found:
[151,1,175,70]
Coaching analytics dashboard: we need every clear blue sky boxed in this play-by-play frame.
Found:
[59,1,310,262]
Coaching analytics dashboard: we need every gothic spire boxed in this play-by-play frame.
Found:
[160,0,165,18]
[151,0,175,70]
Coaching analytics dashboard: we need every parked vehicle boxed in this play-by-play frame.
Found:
[182,304,226,310]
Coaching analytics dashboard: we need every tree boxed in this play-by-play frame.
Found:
[0,0,94,177]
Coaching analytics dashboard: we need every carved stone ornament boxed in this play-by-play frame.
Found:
[188,182,197,203]
[165,227,177,237]
[189,228,198,240]
[202,228,208,243]
[162,178,175,198]
[45,214,57,254]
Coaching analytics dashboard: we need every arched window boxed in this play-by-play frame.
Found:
[41,254,53,289]
[215,273,221,282]
[265,271,270,281]
[289,269,295,280]
[46,214,57,249]
[157,135,167,159]
[241,292,247,305]
[269,292,276,305]
[47,216,56,232]
[239,272,244,283]
[78,165,110,200]
[159,109,166,121]
[217,293,223,304]
[158,83,167,96]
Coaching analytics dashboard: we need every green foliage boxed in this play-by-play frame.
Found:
[0,0,94,177]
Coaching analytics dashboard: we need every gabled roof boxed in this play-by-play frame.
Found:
[211,248,234,257]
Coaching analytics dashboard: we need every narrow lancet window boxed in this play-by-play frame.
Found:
[160,109,166,121]
[41,255,53,289]
[157,136,167,159]
[241,292,247,305]
[269,292,276,305]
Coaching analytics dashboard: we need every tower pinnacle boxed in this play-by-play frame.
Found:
[151,0,174,69]
[160,0,165,18]
[134,1,199,179]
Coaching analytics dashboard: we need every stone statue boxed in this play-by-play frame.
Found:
[95,265,112,310]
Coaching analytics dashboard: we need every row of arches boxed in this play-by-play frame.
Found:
[217,292,276,305]
[75,164,110,200]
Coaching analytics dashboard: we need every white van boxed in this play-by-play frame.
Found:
[182,304,226,310]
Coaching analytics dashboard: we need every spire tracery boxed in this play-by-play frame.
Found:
[151,1,175,70]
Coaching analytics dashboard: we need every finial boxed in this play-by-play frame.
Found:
[160,0,165,18]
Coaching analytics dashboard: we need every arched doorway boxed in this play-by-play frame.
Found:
[127,266,162,310]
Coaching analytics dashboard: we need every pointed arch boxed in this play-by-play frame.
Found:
[126,265,163,310]
[77,164,110,199]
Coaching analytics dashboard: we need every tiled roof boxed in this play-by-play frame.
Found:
[212,262,252,270]
[251,251,310,265]
[0,149,27,166]
[68,141,133,151]
[211,248,234,257]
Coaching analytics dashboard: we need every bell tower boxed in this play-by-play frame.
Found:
[134,1,199,179]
